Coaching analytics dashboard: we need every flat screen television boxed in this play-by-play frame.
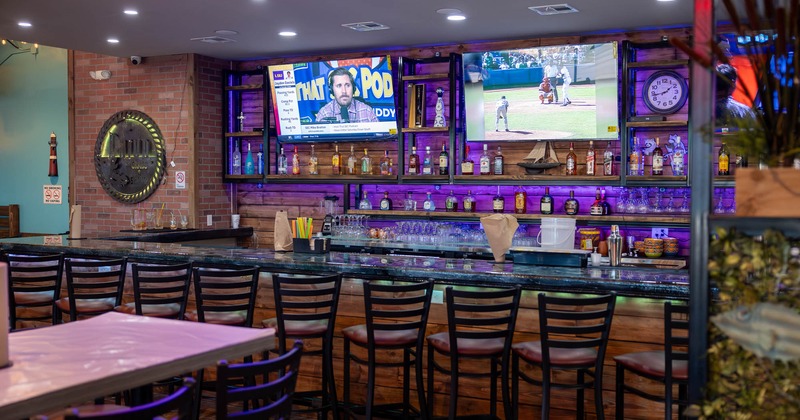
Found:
[268,56,398,142]
[463,42,619,142]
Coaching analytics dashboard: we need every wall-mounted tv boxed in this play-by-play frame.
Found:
[463,42,619,142]
[268,56,398,142]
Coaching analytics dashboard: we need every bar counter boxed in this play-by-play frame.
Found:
[0,235,687,299]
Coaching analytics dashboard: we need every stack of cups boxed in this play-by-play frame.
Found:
[644,238,664,258]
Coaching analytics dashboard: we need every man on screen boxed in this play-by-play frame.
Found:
[715,63,756,126]
[315,67,378,123]
[538,77,555,104]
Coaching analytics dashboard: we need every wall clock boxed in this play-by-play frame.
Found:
[642,70,688,115]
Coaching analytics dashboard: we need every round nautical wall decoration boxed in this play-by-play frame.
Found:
[94,110,167,203]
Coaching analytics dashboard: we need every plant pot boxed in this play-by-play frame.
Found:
[735,168,800,217]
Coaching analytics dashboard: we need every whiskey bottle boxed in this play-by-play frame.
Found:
[439,142,449,175]
[408,146,420,175]
[422,146,434,175]
[308,144,319,175]
[291,146,301,175]
[540,187,553,215]
[718,142,730,175]
[514,186,527,214]
[347,145,358,175]
[379,191,393,211]
[445,190,458,212]
[629,137,642,176]
[479,144,491,175]
[277,146,288,174]
[590,188,603,216]
[231,140,242,175]
[586,140,596,176]
[493,146,504,175]
[602,141,614,176]
[331,143,342,175]
[564,190,579,215]
[651,137,663,175]
[492,186,505,213]
[244,142,255,175]
[423,192,436,211]
[463,190,476,212]
[361,148,372,175]
[379,150,390,175]
[461,145,474,175]
[566,142,577,176]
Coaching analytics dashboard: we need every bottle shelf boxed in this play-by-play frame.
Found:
[713,175,736,187]
[226,131,264,137]
[626,59,690,69]
[625,120,688,128]
[401,73,450,82]
[625,175,687,186]
[452,175,621,186]
[399,175,450,184]
[224,174,264,181]
[403,127,450,133]
[265,174,398,184]
[347,209,690,226]
[225,84,264,91]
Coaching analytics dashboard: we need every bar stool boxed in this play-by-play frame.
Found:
[56,258,128,323]
[184,266,260,326]
[114,262,192,319]
[426,285,521,420]
[263,272,342,419]
[62,377,196,419]
[511,292,616,420]
[5,253,64,330]
[342,279,433,419]
[614,301,689,419]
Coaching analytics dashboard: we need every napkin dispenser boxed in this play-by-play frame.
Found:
[293,237,330,254]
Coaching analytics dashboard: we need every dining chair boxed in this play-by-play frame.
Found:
[342,279,434,419]
[61,377,195,420]
[426,285,521,419]
[615,301,689,419]
[185,266,260,326]
[57,258,128,323]
[215,340,304,419]
[114,262,192,319]
[511,292,616,420]
[5,252,64,330]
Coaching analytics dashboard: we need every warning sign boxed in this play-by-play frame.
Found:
[44,185,62,204]
[176,171,186,189]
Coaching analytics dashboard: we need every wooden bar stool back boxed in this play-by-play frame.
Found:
[512,292,616,420]
[614,301,689,419]
[342,279,434,419]
[185,266,260,327]
[5,253,64,330]
[426,285,521,420]
[57,258,128,323]
[115,262,192,319]
[263,272,342,419]
[61,377,195,420]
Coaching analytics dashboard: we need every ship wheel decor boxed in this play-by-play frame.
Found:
[94,110,167,203]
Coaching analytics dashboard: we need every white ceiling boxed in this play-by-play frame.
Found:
[1,0,697,61]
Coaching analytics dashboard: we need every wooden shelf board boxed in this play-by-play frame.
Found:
[347,209,690,224]
[224,174,263,180]
[402,127,449,133]
[626,120,688,128]
[402,73,450,82]
[453,175,620,182]
[265,174,397,182]
[226,132,264,137]
[626,175,687,182]
[225,84,263,91]
[627,60,689,69]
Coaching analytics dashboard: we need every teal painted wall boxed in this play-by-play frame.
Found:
[0,44,69,234]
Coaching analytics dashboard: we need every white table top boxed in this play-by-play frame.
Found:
[0,312,275,419]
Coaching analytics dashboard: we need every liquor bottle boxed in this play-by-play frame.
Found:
[671,136,686,176]
[231,140,242,175]
[566,142,577,175]
[600,188,611,215]
[308,144,319,175]
[403,191,416,211]
[480,144,491,175]
[388,159,395,175]
[347,145,358,175]
[256,144,264,175]
[461,145,474,175]
[422,146,434,175]
[439,142,449,175]
[361,148,372,175]
[736,154,748,169]
[358,191,373,210]
[564,190,579,215]
[463,190,476,212]
[408,146,420,175]
[423,192,436,211]
[277,146,288,174]
[331,143,342,175]
[244,142,255,175]
[585,140,596,176]
[493,146,504,175]
[514,186,527,214]
[629,137,642,176]
[445,190,458,212]
[378,150,390,175]
[540,186,553,215]
[291,146,301,175]
[603,141,614,176]
[492,186,504,213]
[590,188,603,216]
[379,191,393,211]
[651,137,663,175]
[718,142,730,175]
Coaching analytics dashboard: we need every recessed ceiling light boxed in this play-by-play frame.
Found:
[107,38,120,44]
[657,0,675,2]
[279,31,297,37]
[123,9,138,15]
[18,22,32,27]
[447,14,466,21]
[436,8,462,15]
[215,29,239,36]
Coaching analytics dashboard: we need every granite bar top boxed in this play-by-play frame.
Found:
[0,235,689,300]
[103,227,253,243]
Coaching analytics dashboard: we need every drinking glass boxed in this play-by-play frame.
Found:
[615,188,628,214]
[636,188,649,214]
[679,190,691,214]
[180,215,189,229]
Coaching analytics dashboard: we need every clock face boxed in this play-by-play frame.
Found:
[643,70,688,115]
